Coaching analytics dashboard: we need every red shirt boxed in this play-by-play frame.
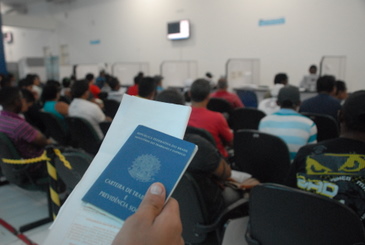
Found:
[210,90,244,108]
[127,85,139,96]
[188,107,233,157]
[89,84,101,98]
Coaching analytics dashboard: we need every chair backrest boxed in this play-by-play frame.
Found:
[208,98,234,114]
[234,129,290,184]
[235,89,258,108]
[185,126,216,146]
[39,111,70,146]
[103,99,120,119]
[66,117,102,155]
[55,150,93,191]
[207,98,235,127]
[301,112,339,142]
[246,184,365,245]
[0,132,46,190]
[231,108,266,132]
[172,172,211,244]
[99,121,112,136]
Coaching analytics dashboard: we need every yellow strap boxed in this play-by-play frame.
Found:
[53,148,72,170]
[2,151,50,164]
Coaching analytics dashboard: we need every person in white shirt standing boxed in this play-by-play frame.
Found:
[299,65,319,92]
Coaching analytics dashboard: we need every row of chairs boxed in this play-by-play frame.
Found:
[0,132,94,232]
[208,97,340,141]
[39,111,110,155]
[173,172,365,245]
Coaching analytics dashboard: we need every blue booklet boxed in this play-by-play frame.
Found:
[82,125,197,221]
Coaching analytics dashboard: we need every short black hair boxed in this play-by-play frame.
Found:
[85,73,94,82]
[46,80,61,88]
[71,79,89,98]
[107,77,120,91]
[309,65,317,70]
[18,78,33,88]
[274,73,288,84]
[0,87,21,107]
[41,84,60,102]
[134,72,144,85]
[62,77,71,88]
[21,88,35,103]
[155,89,185,105]
[335,80,347,95]
[316,75,335,93]
[138,77,156,98]
[342,90,365,132]
[190,79,211,102]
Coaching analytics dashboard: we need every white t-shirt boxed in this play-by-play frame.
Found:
[299,74,319,92]
[68,98,106,139]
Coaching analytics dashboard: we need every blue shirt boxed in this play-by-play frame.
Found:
[259,108,317,161]
[299,93,342,120]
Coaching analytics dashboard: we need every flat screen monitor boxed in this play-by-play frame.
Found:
[167,20,190,40]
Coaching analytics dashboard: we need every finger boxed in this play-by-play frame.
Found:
[154,198,182,230]
[135,182,166,224]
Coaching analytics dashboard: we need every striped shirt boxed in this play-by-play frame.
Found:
[0,110,43,158]
[258,108,317,161]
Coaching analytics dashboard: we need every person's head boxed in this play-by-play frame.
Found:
[71,79,90,99]
[138,77,156,99]
[62,77,71,88]
[335,80,348,101]
[155,89,185,105]
[85,73,95,83]
[134,72,144,85]
[217,78,228,90]
[108,77,121,91]
[0,76,11,88]
[46,79,61,88]
[154,75,163,87]
[309,65,317,74]
[0,87,23,113]
[277,86,301,109]
[41,84,60,103]
[340,90,365,135]
[21,88,35,112]
[18,78,33,91]
[316,75,336,95]
[190,79,211,102]
[274,73,288,85]
[26,74,40,86]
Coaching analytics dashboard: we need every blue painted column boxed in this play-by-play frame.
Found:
[0,13,8,74]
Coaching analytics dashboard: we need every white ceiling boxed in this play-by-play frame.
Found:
[0,0,75,15]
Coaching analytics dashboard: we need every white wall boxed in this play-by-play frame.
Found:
[5,0,365,91]
[2,26,57,62]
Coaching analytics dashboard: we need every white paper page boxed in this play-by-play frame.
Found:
[44,95,191,245]
[231,170,252,183]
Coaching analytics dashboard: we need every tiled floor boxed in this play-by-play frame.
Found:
[0,184,51,245]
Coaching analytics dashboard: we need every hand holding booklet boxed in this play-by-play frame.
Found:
[44,95,195,244]
[82,125,197,221]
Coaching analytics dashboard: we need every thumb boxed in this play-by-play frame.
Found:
[135,182,166,223]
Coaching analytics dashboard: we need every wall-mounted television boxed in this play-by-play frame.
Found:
[167,19,190,40]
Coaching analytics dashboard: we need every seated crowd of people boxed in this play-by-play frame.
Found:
[1,67,364,243]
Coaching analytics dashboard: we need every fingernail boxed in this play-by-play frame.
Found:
[150,183,163,195]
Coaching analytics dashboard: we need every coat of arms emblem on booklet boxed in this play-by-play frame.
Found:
[82,125,198,221]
